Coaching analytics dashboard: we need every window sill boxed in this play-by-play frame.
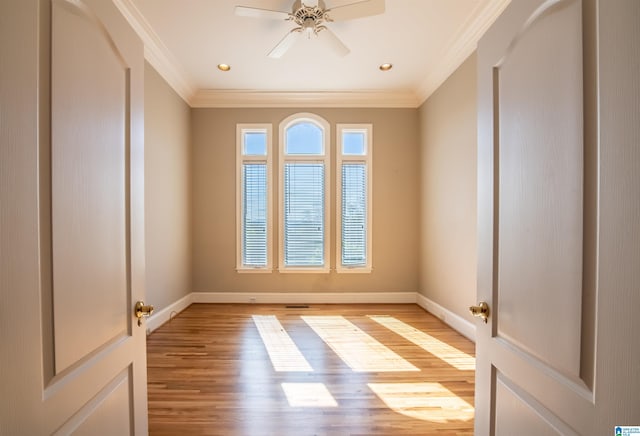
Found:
[278,267,330,274]
[236,267,273,274]
[336,267,372,274]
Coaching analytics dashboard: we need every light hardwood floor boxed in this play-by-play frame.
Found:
[147,304,475,435]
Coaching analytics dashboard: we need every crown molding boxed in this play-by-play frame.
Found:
[190,90,421,108]
[113,0,195,104]
[114,0,508,109]
[415,0,511,106]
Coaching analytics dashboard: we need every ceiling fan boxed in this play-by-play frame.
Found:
[235,0,385,58]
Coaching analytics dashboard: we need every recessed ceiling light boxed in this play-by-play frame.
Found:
[379,63,393,71]
[217,64,231,72]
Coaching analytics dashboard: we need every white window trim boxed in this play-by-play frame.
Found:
[278,113,331,273]
[236,123,273,272]
[336,124,373,273]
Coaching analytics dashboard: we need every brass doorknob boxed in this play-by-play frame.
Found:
[469,301,490,323]
[134,301,154,326]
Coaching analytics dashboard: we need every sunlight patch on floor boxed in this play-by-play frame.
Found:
[368,382,474,423]
[281,383,338,407]
[369,316,476,371]
[252,315,313,372]
[301,316,419,372]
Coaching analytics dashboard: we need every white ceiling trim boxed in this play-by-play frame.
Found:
[113,0,195,103]
[190,90,421,108]
[415,0,511,105]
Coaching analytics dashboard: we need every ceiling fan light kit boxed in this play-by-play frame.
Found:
[235,0,385,58]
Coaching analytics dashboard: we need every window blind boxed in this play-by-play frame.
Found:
[284,163,325,267]
[341,163,367,266]
[242,163,267,266]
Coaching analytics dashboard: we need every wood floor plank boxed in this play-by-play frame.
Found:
[147,304,476,435]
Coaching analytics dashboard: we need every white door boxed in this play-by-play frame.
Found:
[475,0,640,435]
[1,0,148,434]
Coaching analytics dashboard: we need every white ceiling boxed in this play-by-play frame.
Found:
[115,0,509,107]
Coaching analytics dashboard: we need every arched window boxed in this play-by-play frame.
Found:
[279,113,330,271]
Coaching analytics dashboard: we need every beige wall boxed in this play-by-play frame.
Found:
[418,53,478,321]
[191,108,420,293]
[144,62,192,310]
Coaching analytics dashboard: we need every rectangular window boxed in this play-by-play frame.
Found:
[337,125,372,272]
[242,163,267,266]
[237,124,272,271]
[341,163,366,266]
[283,163,325,267]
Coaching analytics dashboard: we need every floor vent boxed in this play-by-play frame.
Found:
[285,305,309,309]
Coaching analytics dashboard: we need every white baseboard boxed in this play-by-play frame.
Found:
[416,293,476,342]
[191,291,417,304]
[146,292,193,333]
[147,291,475,342]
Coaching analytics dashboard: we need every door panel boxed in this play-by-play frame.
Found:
[53,370,132,436]
[52,0,130,373]
[495,377,563,436]
[476,0,596,434]
[495,0,584,378]
[0,0,147,434]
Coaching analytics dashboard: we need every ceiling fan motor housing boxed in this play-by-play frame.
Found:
[292,0,328,30]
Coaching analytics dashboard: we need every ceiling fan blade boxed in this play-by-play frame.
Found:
[318,27,350,57]
[235,6,290,20]
[325,0,385,21]
[268,29,302,58]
